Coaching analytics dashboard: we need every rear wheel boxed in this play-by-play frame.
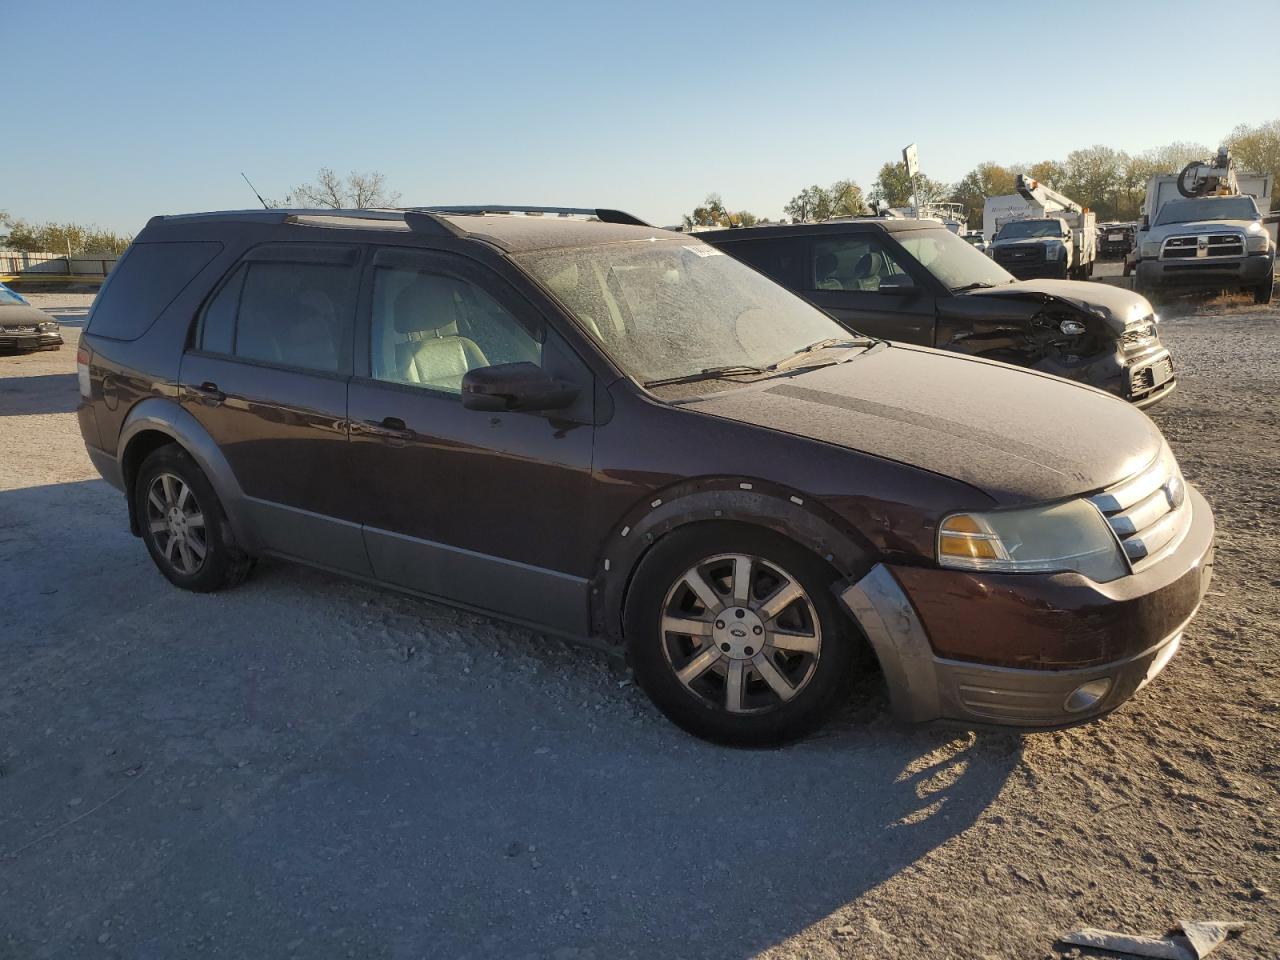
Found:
[135,446,253,592]
[625,524,860,745]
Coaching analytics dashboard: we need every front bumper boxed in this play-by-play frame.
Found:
[1137,252,1274,289]
[0,330,63,351]
[841,486,1214,728]
[997,260,1069,280]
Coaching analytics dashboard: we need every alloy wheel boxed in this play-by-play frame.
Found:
[660,553,822,714]
[145,472,207,575]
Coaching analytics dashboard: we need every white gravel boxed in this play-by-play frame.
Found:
[0,290,1276,959]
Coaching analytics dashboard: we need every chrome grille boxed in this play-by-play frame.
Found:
[1090,445,1191,569]
[1161,233,1245,259]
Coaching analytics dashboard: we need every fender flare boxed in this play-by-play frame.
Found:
[116,398,258,551]
[591,477,877,646]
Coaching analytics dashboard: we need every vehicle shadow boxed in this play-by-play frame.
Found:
[0,479,1024,960]
[0,372,79,415]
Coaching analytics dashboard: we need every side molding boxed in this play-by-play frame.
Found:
[838,563,941,723]
[116,397,259,552]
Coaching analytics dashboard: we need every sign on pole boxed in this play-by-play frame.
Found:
[902,143,919,179]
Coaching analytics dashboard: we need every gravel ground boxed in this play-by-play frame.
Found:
[1,290,1276,959]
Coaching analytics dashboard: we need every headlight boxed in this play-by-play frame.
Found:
[1045,242,1066,259]
[37,321,59,332]
[1140,240,1161,259]
[938,499,1128,582]
[1246,233,1270,253]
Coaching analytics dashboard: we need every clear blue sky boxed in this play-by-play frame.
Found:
[4,0,1278,233]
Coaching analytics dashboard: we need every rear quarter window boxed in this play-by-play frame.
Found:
[86,241,222,341]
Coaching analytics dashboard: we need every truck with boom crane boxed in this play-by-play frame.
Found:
[986,175,1097,280]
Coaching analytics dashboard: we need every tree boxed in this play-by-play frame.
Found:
[3,220,131,255]
[828,179,867,218]
[682,193,757,228]
[952,162,1017,226]
[1057,146,1129,220]
[868,161,949,210]
[282,167,401,208]
[1225,119,1280,208]
[783,185,832,223]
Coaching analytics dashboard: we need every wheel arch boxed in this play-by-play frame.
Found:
[117,398,256,549]
[592,477,878,647]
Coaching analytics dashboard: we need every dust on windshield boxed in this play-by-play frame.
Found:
[515,238,847,385]
[1155,196,1260,226]
[996,220,1063,240]
[895,227,1015,292]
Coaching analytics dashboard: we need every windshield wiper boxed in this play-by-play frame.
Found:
[642,364,768,388]
[951,281,997,293]
[768,337,876,370]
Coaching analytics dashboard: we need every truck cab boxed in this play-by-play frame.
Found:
[990,218,1076,279]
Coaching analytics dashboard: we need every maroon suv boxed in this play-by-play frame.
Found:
[76,206,1214,744]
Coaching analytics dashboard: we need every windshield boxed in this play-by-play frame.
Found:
[996,220,1063,240]
[0,284,27,305]
[515,238,846,385]
[1155,196,1260,225]
[894,227,1014,291]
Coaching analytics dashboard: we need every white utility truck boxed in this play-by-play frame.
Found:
[1131,148,1277,304]
[986,175,1097,280]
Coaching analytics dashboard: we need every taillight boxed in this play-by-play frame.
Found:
[77,346,92,398]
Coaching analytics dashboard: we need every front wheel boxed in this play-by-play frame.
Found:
[1256,278,1274,305]
[625,523,861,745]
[135,446,254,592]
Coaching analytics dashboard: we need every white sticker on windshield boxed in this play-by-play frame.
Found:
[683,244,724,257]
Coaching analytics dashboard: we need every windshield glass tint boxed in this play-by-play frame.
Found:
[997,220,1062,239]
[894,228,1014,291]
[515,238,845,384]
[1156,196,1260,225]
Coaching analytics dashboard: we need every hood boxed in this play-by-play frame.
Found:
[1146,219,1252,241]
[0,303,53,328]
[679,344,1163,505]
[973,278,1155,333]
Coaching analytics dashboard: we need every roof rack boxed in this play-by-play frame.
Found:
[417,205,652,227]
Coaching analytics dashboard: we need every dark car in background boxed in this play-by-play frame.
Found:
[700,219,1176,408]
[0,282,62,352]
[76,206,1211,745]
[1098,222,1137,259]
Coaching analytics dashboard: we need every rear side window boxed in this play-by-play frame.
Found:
[722,238,806,289]
[196,250,359,375]
[86,242,222,340]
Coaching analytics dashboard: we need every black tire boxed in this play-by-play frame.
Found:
[1256,278,1274,305]
[625,522,862,746]
[134,445,254,592]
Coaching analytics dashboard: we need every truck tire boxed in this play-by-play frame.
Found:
[1257,279,1275,305]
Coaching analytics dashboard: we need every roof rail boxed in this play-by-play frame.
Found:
[417,205,652,227]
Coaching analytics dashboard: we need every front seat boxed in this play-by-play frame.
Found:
[392,276,489,391]
[815,252,843,290]
[850,253,882,291]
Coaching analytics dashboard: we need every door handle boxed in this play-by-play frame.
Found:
[188,380,225,404]
[355,415,413,441]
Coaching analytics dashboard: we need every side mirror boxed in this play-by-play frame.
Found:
[1141,215,1150,230]
[461,362,579,412]
[878,274,915,293]
[1264,213,1280,225]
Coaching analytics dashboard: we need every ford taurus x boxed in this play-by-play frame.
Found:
[76,206,1214,745]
